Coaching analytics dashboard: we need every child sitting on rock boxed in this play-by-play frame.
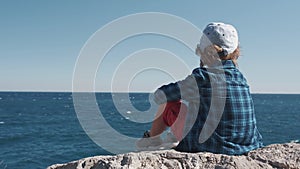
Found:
[136,22,263,155]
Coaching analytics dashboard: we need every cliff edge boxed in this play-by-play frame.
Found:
[47,143,300,169]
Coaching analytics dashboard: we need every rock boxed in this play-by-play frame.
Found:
[47,143,300,169]
[248,143,300,169]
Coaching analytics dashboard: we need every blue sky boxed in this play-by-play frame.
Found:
[1,1,300,93]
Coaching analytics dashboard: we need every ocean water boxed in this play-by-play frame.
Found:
[0,92,299,169]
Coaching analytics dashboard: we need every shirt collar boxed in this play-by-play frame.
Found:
[203,60,236,69]
[222,60,236,69]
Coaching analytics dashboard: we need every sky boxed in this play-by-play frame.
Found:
[1,0,300,93]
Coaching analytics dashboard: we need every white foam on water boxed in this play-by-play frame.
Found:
[0,121,4,124]
[64,105,70,108]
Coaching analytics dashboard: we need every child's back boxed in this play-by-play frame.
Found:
[137,22,263,155]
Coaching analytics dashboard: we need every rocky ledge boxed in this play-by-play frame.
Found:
[47,143,300,169]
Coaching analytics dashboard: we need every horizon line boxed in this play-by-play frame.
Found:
[0,90,300,94]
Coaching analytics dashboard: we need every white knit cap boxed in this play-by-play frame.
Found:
[199,22,239,56]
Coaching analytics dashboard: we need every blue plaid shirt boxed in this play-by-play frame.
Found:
[153,60,263,155]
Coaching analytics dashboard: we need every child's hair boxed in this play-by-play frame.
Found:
[200,45,240,67]
[217,45,240,67]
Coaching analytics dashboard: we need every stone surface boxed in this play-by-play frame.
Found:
[47,143,300,169]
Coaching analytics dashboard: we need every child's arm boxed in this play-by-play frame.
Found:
[153,74,199,105]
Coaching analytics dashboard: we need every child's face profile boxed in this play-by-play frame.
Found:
[195,44,201,57]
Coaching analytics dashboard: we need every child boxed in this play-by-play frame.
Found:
[136,22,263,155]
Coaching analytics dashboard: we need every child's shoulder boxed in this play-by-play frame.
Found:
[191,67,204,76]
[191,67,210,80]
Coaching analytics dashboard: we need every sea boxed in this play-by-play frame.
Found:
[0,92,299,169]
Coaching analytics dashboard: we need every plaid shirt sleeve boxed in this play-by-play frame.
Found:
[153,73,200,105]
